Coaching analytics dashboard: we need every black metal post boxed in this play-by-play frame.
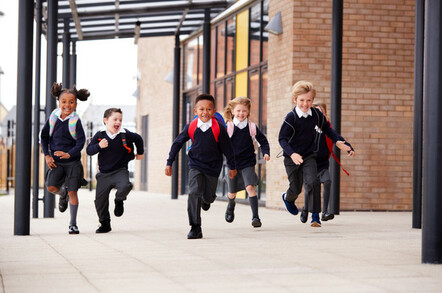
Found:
[62,18,71,88]
[329,0,343,215]
[413,0,425,229]
[202,8,211,94]
[171,35,181,199]
[43,0,58,218]
[14,0,34,235]
[6,120,11,194]
[88,122,93,191]
[422,0,442,264]
[32,0,42,219]
[70,41,77,87]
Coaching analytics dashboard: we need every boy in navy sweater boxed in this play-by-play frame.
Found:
[40,82,90,234]
[300,103,354,224]
[87,108,144,233]
[279,81,354,227]
[165,94,237,239]
[223,96,270,228]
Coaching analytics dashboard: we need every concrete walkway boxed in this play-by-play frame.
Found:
[0,190,441,293]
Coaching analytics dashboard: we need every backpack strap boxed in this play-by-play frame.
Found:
[49,109,79,139]
[188,118,198,143]
[325,122,349,176]
[248,122,261,147]
[211,117,220,142]
[120,132,132,153]
[226,121,234,137]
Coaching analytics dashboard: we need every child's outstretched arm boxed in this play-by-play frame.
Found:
[86,132,105,156]
[336,141,355,157]
[165,125,190,176]
[256,127,270,161]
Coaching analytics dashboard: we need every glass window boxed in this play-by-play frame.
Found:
[249,3,261,66]
[261,66,268,132]
[225,77,234,102]
[262,0,269,61]
[217,23,225,78]
[248,68,260,124]
[198,35,203,85]
[226,17,236,75]
[211,27,217,80]
[215,81,224,112]
[184,38,198,89]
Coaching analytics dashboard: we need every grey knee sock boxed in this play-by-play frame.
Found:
[69,204,78,226]
[249,196,259,218]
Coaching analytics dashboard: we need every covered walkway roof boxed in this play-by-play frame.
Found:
[50,0,235,41]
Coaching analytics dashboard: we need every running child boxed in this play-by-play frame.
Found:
[223,96,270,228]
[279,81,354,227]
[86,108,144,233]
[165,94,237,239]
[40,82,90,234]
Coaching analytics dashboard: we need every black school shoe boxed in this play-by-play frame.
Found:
[58,185,69,213]
[96,222,112,233]
[114,199,124,217]
[251,217,262,228]
[300,208,308,223]
[321,213,335,221]
[225,202,235,223]
[201,201,211,211]
[69,225,80,234]
[187,225,203,239]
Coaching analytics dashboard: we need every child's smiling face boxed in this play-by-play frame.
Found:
[233,103,249,122]
[293,91,314,113]
[58,93,77,119]
[194,99,215,123]
[104,111,123,134]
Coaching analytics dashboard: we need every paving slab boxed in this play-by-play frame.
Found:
[0,190,441,293]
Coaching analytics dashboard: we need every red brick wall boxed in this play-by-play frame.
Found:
[266,0,415,211]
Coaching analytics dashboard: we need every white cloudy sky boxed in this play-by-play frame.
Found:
[0,1,138,113]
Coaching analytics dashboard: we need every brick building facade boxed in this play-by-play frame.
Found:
[136,0,416,211]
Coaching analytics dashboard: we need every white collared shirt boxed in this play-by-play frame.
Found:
[101,127,126,140]
[55,108,76,122]
[233,117,248,129]
[197,118,212,132]
[295,107,312,118]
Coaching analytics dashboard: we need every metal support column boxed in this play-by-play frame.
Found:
[422,0,442,264]
[14,0,34,235]
[62,18,71,88]
[32,0,42,219]
[329,0,343,215]
[202,8,211,94]
[70,41,77,87]
[413,0,425,229]
[171,35,181,199]
[43,0,58,218]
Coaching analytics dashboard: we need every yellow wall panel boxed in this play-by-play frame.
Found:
[236,10,249,71]
[235,71,248,97]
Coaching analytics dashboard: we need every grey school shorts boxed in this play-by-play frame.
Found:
[225,166,259,194]
[45,160,84,192]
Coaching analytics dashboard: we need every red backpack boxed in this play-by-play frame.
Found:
[188,117,220,143]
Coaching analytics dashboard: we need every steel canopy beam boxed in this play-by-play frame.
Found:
[76,1,228,19]
[68,0,83,40]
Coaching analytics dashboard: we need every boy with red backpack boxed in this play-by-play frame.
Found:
[165,94,237,239]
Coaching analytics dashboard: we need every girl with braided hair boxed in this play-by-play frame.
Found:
[40,82,90,234]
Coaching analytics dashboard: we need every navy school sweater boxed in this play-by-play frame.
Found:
[278,107,342,158]
[86,129,144,174]
[166,123,236,177]
[230,124,270,170]
[40,118,86,163]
